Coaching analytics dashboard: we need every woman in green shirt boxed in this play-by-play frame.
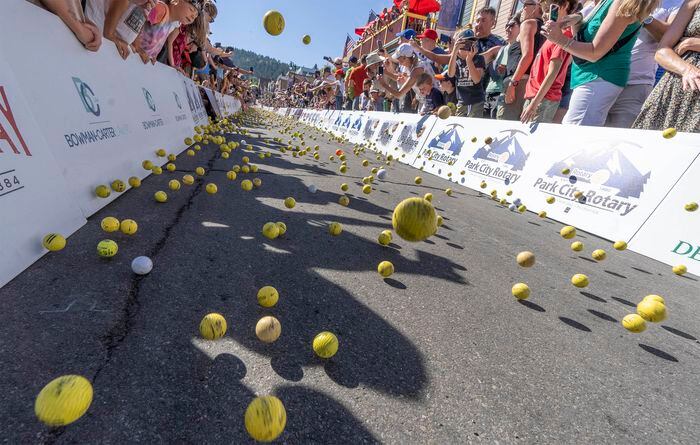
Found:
[542,0,660,125]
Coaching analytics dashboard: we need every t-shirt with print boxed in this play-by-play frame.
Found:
[455,55,486,106]
[421,87,445,114]
[628,0,684,85]
[85,0,146,44]
[525,29,573,102]
[139,20,180,58]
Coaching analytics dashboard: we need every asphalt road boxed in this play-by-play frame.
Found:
[1,110,699,444]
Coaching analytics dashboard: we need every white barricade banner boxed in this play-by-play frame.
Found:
[390,114,437,165]
[1,1,197,217]
[415,117,534,189]
[328,111,353,136]
[183,79,209,128]
[0,61,86,288]
[345,112,374,145]
[629,153,700,275]
[204,89,222,118]
[513,126,700,242]
[372,115,403,154]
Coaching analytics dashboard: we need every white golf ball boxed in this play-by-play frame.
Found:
[513,198,522,206]
[308,184,317,193]
[508,204,517,212]
[241,139,247,145]
[131,256,153,275]
[376,169,387,180]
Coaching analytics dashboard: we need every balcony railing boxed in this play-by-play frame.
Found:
[351,11,435,59]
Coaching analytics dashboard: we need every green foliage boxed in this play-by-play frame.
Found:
[231,47,291,80]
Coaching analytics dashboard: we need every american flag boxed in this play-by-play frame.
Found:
[342,34,355,57]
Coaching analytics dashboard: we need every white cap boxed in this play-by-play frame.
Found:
[392,43,416,60]
[333,57,343,64]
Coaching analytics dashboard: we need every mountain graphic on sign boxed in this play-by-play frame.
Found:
[473,129,530,171]
[546,144,651,199]
[427,124,463,156]
[351,116,363,130]
[333,113,343,126]
[342,115,352,128]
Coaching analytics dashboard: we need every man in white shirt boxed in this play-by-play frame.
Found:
[605,0,684,128]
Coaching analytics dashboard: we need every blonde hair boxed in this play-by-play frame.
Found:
[617,0,660,22]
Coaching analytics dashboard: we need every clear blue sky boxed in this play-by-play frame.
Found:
[210,0,392,68]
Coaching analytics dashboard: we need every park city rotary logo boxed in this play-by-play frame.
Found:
[472,129,530,172]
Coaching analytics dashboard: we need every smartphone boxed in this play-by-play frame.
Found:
[549,4,559,22]
[378,66,384,75]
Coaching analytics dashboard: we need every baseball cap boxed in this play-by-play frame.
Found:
[456,29,477,40]
[333,57,343,65]
[417,29,438,40]
[348,56,358,64]
[396,29,417,40]
[392,43,415,60]
[334,69,344,76]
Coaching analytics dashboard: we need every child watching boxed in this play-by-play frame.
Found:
[520,0,577,123]
[416,72,445,115]
[132,0,199,64]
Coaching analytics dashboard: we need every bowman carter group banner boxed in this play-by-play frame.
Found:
[0,0,240,288]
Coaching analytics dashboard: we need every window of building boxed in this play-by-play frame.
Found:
[512,0,525,17]
[485,0,502,16]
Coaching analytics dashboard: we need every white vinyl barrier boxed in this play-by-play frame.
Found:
[628,155,700,274]
[0,0,240,288]
[271,106,700,275]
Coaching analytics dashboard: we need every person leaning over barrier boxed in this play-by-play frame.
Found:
[84,0,157,59]
[378,43,435,114]
[132,0,200,65]
[29,0,102,51]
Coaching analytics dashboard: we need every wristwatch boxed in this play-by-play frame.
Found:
[643,15,654,26]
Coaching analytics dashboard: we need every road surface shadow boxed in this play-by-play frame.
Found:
[383,278,407,289]
[519,300,545,312]
[587,309,617,322]
[611,296,637,308]
[559,317,591,332]
[639,344,678,362]
[580,291,607,303]
[661,326,697,341]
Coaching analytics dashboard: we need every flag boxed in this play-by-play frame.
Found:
[368,9,378,23]
[343,34,355,57]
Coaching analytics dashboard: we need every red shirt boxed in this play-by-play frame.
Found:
[348,65,368,98]
[525,30,573,102]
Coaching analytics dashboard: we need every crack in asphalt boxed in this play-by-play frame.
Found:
[42,138,225,445]
[90,139,223,385]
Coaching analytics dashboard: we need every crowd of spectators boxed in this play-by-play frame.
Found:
[270,0,700,133]
[29,0,257,107]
